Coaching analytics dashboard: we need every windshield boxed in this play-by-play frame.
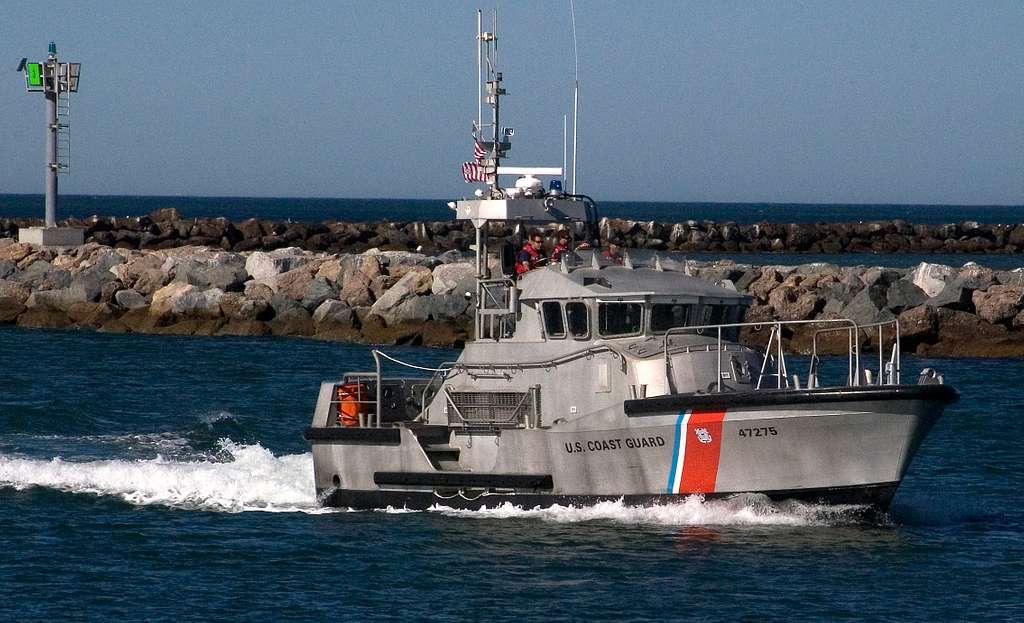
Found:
[598,303,643,337]
[651,303,692,333]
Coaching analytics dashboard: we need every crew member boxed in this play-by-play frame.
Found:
[515,233,545,275]
[550,232,571,263]
[602,242,624,264]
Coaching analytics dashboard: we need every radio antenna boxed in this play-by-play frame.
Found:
[570,0,579,194]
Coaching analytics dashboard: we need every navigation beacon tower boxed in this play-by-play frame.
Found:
[16,42,84,246]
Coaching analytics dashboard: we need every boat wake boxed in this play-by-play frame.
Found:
[0,440,327,514]
[418,495,870,527]
[0,438,869,525]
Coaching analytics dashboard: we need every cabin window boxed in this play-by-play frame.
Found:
[566,302,590,338]
[542,301,565,338]
[702,304,727,325]
[651,303,692,333]
[598,302,643,337]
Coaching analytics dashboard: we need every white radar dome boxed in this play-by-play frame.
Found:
[515,175,544,197]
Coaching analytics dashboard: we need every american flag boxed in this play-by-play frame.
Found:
[462,161,488,183]
[473,140,487,162]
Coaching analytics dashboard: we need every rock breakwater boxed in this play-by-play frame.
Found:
[4,208,1024,255]
[1,237,1023,356]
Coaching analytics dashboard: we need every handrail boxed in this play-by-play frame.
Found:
[663,318,861,393]
[810,319,901,386]
[661,317,902,393]
[373,350,452,373]
[447,343,626,373]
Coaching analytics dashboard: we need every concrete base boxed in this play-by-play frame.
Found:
[18,226,85,248]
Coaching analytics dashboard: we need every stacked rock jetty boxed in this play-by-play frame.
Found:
[2,233,1023,356]
[4,207,1024,255]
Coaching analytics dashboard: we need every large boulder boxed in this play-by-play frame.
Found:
[898,305,937,341]
[244,248,309,282]
[427,294,471,320]
[218,291,270,321]
[110,252,163,286]
[171,254,247,291]
[910,262,955,298]
[114,288,148,310]
[66,265,113,303]
[301,277,337,310]
[275,266,314,299]
[133,268,170,295]
[840,283,895,326]
[972,285,1024,324]
[150,283,224,318]
[746,267,782,302]
[767,286,820,321]
[8,260,55,289]
[312,299,355,329]
[0,296,25,323]
[0,243,33,263]
[0,260,15,279]
[25,289,78,312]
[0,279,31,304]
[268,294,313,335]
[958,263,996,290]
[886,279,928,313]
[926,278,974,311]
[368,270,433,326]
[315,257,345,285]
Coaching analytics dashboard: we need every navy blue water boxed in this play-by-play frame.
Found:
[0,327,1021,621]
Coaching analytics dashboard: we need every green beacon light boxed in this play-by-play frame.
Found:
[48,42,56,54]
[25,62,43,91]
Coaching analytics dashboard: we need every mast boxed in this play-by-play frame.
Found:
[479,13,505,196]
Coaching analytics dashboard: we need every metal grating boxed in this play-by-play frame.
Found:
[445,387,539,430]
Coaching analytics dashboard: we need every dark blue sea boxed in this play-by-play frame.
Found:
[0,327,1021,621]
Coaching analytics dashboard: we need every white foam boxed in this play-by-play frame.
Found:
[420,495,864,527]
[0,440,329,514]
[0,441,865,524]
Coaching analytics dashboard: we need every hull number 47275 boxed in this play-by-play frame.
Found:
[738,427,777,438]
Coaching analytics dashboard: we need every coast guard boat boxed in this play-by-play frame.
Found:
[304,15,957,511]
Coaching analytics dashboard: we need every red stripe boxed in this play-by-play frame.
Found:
[679,408,727,494]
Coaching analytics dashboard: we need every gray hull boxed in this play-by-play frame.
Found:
[305,385,957,511]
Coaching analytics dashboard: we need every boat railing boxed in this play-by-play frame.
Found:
[663,317,901,393]
[331,371,380,428]
[476,277,518,340]
[368,346,626,427]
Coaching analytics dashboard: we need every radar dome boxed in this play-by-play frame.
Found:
[515,175,544,197]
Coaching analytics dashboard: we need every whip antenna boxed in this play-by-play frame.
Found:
[570,0,579,194]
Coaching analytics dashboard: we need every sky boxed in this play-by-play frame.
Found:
[0,1,1021,205]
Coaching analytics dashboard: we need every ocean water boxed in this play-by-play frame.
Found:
[0,327,1021,621]
[1,193,1022,225]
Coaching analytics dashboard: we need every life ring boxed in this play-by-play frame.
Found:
[336,382,370,427]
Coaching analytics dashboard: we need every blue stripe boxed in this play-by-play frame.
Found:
[665,410,686,493]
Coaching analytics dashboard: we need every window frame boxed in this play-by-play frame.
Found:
[597,301,644,338]
[541,301,566,339]
[649,302,694,334]
[565,300,591,340]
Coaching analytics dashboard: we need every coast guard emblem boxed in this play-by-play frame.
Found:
[694,427,713,444]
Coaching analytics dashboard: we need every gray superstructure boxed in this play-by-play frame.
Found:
[304,14,956,511]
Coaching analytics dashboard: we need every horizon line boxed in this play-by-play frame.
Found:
[0,192,1020,209]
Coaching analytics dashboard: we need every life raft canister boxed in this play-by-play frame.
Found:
[336,382,370,427]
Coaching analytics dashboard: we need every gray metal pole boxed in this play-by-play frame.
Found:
[44,84,57,228]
